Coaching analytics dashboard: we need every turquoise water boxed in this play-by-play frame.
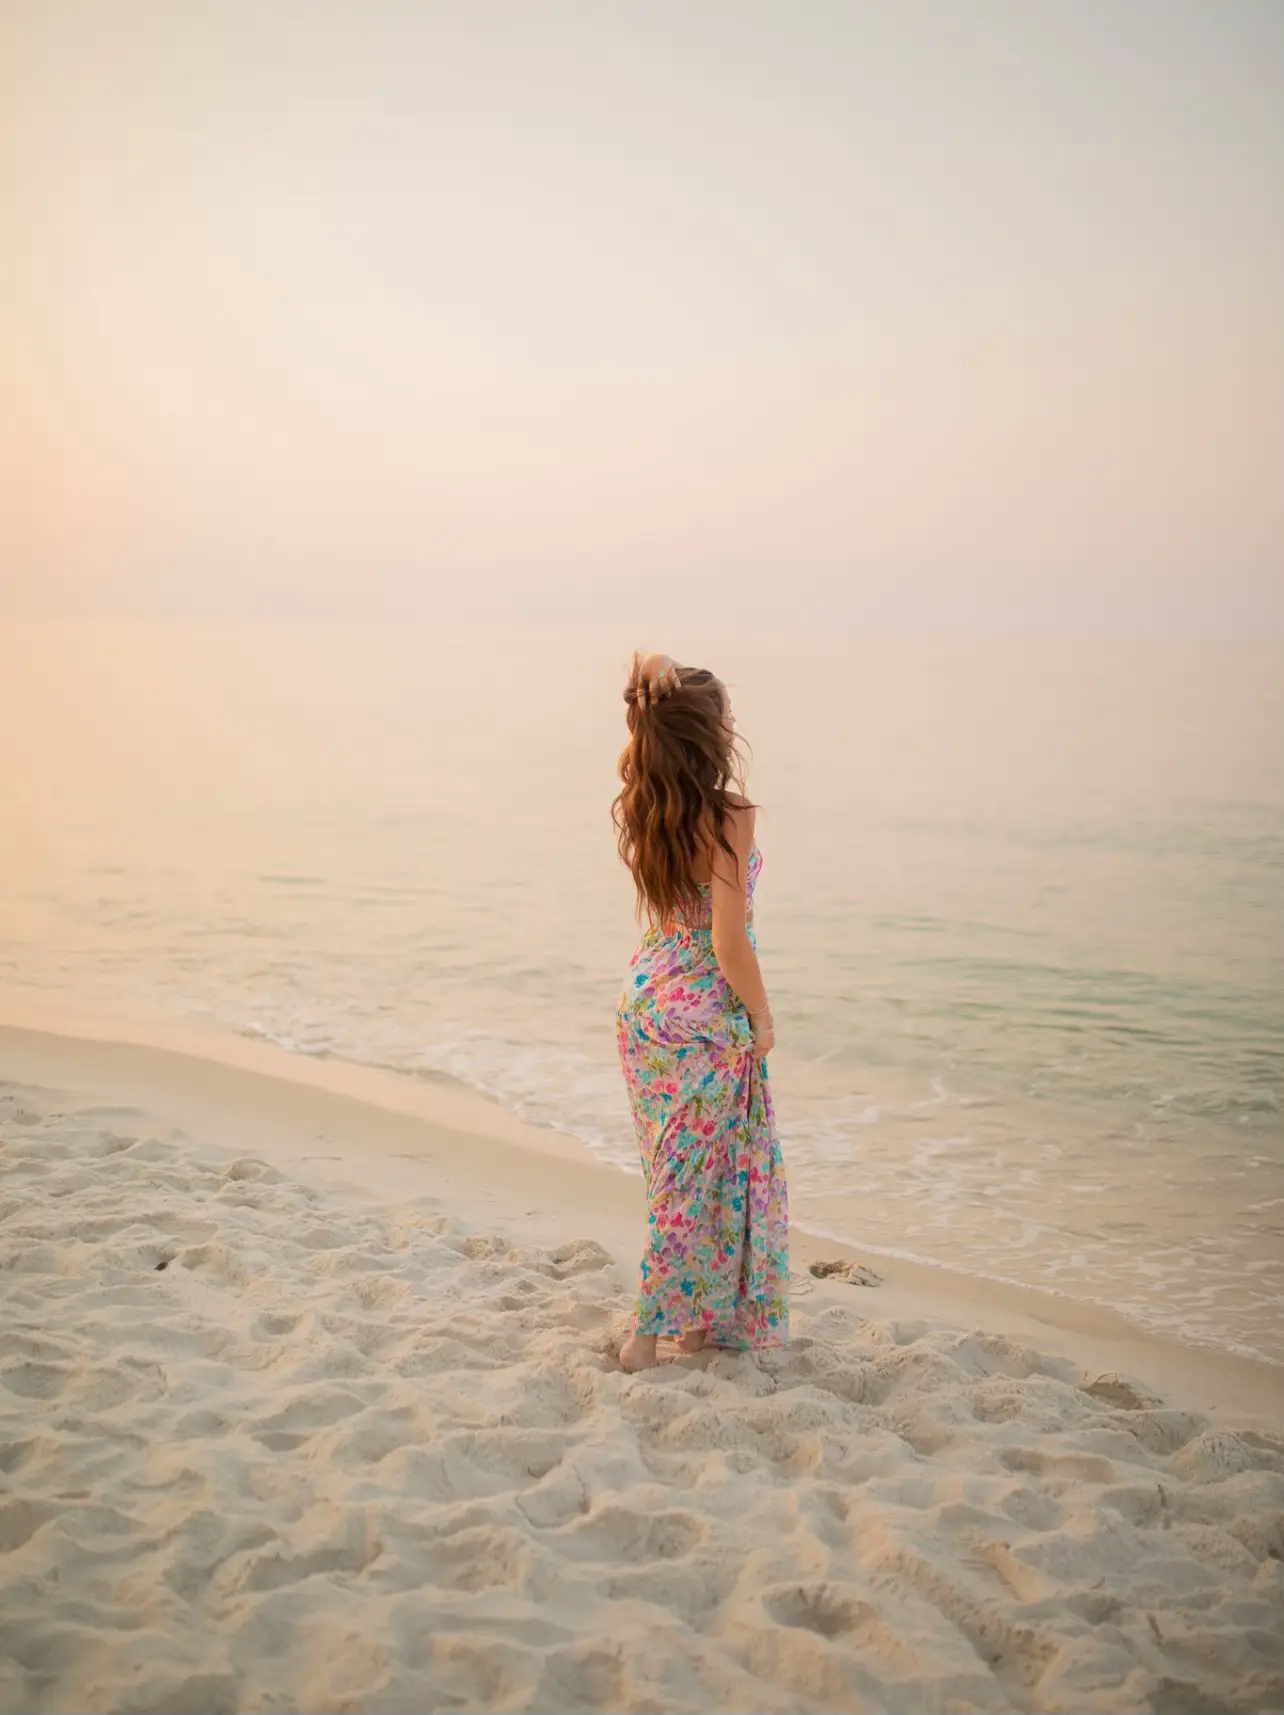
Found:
[2,621,1281,1362]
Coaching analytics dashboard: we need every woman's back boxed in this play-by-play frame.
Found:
[664,840,762,934]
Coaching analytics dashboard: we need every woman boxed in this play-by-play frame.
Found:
[613,651,789,1373]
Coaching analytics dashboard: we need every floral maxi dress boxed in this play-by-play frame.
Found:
[616,844,789,1347]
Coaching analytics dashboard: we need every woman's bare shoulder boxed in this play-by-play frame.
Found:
[720,799,757,859]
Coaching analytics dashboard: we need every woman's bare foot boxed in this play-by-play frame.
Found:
[678,1330,709,1355]
[620,1333,659,1373]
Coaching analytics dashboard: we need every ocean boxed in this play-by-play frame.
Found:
[3,619,1281,1364]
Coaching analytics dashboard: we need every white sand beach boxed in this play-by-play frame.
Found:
[2,1019,1283,1715]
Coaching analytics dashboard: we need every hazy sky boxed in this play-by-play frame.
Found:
[3,1,1282,635]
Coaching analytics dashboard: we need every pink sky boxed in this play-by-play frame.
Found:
[3,1,1282,634]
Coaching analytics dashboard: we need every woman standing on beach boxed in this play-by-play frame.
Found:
[613,651,789,1373]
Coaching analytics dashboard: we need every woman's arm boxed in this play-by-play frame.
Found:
[709,805,775,1054]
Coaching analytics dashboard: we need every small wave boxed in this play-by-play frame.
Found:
[193,998,1284,1370]
[236,1023,331,1058]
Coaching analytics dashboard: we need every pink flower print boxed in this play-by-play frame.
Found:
[616,840,788,1350]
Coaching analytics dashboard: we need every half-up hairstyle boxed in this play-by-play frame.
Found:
[612,653,752,924]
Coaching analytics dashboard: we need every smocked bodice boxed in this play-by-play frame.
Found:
[666,842,762,934]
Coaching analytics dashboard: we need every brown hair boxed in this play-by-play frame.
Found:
[612,653,751,924]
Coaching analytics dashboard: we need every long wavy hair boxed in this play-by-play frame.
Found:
[612,653,751,924]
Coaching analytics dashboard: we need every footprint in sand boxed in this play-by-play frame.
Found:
[1080,1373,1163,1411]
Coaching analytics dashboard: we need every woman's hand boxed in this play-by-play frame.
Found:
[750,1009,775,1056]
[637,653,681,704]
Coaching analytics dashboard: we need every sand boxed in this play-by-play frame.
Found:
[1,1022,1283,1715]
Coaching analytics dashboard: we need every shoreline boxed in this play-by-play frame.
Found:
[2,1009,1280,1427]
[4,1010,1284,1713]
